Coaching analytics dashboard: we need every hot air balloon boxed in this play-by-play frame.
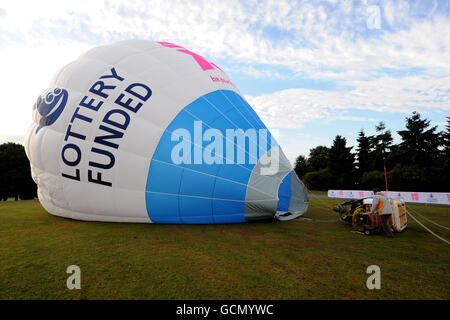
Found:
[24,40,308,223]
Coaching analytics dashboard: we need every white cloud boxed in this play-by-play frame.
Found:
[0,134,25,145]
[0,43,92,137]
[227,65,286,79]
[246,75,450,129]
[2,0,449,80]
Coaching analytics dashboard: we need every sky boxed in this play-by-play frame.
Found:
[0,0,449,164]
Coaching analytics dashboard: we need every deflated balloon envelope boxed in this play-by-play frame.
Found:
[24,40,308,224]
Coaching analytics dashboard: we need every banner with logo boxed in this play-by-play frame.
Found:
[327,190,450,205]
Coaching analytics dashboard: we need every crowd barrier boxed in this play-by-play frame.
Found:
[327,190,450,205]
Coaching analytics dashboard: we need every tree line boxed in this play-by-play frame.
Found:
[294,112,450,192]
[0,142,36,201]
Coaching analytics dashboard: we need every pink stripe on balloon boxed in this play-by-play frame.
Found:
[157,41,216,71]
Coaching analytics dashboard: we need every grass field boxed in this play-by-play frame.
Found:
[0,197,449,300]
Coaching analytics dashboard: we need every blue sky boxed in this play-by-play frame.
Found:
[0,0,449,163]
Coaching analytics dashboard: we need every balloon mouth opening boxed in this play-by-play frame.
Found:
[275,170,309,221]
[275,210,306,221]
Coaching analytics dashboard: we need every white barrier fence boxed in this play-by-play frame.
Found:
[327,190,450,205]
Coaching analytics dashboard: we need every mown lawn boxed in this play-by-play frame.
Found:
[0,198,449,300]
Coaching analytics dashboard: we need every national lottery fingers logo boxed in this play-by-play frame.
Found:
[34,88,68,133]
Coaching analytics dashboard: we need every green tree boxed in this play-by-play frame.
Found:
[303,168,334,191]
[328,135,355,189]
[356,129,372,178]
[0,142,36,201]
[294,155,308,179]
[443,117,450,157]
[370,122,393,172]
[392,112,443,191]
[387,164,430,192]
[397,112,440,167]
[361,170,385,190]
[307,146,330,172]
[440,117,450,190]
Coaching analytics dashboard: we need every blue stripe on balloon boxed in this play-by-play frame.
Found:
[277,172,292,212]
[146,193,181,223]
[179,197,214,224]
[146,90,272,224]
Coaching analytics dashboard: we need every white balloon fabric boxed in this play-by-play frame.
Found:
[25,40,308,223]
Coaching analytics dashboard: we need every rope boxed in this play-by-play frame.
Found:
[298,184,343,223]
[297,217,341,224]
[407,206,450,231]
[406,210,450,245]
